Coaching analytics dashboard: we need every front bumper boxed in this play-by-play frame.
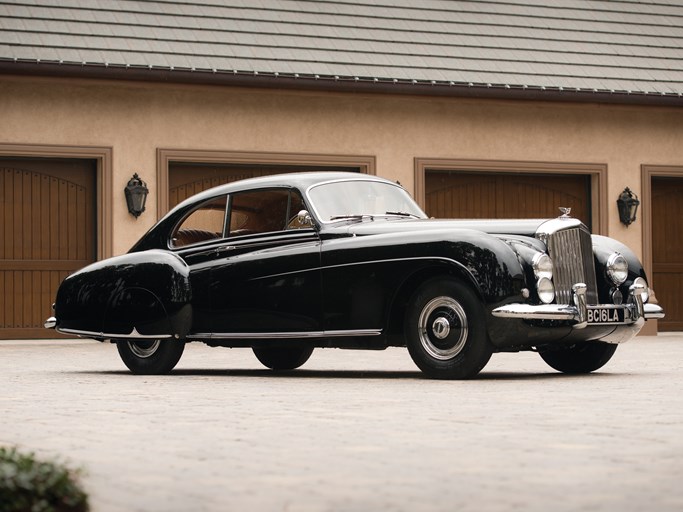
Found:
[492,282,665,329]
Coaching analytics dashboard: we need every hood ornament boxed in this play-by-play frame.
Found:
[559,207,572,218]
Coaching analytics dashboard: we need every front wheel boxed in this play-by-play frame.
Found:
[116,339,185,375]
[539,341,617,374]
[405,278,492,379]
[252,346,314,370]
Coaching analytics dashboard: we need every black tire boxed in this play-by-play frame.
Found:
[252,346,314,370]
[405,278,492,379]
[116,339,185,375]
[539,341,617,374]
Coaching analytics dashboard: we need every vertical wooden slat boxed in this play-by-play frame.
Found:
[67,182,76,260]
[12,270,19,328]
[0,271,5,327]
[22,170,32,262]
[40,175,50,259]
[13,170,22,259]
[31,172,41,259]
[58,179,68,260]
[49,177,59,260]
[1,170,7,259]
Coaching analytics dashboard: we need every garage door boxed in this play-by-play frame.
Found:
[1,158,96,339]
[652,177,683,331]
[425,171,591,226]
[169,163,359,209]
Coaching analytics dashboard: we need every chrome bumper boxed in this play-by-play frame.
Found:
[492,282,665,328]
[44,316,57,329]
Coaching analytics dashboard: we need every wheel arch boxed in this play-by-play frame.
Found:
[98,250,193,339]
[385,261,483,341]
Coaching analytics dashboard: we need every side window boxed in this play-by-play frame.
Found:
[171,196,227,248]
[228,189,307,236]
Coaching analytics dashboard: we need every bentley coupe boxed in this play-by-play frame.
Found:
[45,172,664,379]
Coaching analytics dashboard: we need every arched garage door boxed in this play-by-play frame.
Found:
[1,158,96,339]
[425,171,591,226]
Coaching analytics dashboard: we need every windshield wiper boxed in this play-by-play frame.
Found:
[330,214,374,221]
[385,211,420,218]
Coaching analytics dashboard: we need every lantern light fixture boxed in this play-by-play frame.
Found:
[617,187,640,226]
[124,173,149,219]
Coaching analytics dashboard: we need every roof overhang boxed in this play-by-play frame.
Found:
[2,59,682,107]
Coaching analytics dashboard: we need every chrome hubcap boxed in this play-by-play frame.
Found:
[418,296,468,360]
[127,339,161,358]
[432,317,451,339]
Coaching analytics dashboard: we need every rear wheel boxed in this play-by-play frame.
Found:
[405,278,492,379]
[252,346,314,370]
[116,339,185,375]
[539,341,617,374]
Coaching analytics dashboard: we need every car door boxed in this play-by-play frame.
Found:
[205,188,323,336]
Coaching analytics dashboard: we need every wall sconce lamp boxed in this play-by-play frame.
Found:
[125,173,149,219]
[617,187,640,226]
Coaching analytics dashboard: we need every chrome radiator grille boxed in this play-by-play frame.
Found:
[545,227,598,305]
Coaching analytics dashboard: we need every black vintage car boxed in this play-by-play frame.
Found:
[46,172,664,379]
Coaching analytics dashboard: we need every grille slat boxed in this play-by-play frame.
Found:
[546,227,598,305]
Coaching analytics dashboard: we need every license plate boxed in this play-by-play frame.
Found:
[587,307,625,324]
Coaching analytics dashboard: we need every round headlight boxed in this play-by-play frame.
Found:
[532,253,553,280]
[606,253,628,285]
[537,277,555,304]
[632,277,650,303]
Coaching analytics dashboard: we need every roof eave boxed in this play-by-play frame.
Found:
[1,60,681,107]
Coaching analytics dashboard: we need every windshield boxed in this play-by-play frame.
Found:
[307,179,427,223]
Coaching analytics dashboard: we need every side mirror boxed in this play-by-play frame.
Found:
[297,210,314,227]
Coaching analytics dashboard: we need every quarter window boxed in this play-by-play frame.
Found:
[171,196,227,248]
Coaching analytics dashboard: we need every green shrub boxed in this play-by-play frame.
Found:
[0,446,89,512]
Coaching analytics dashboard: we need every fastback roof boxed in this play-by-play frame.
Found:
[1,0,682,105]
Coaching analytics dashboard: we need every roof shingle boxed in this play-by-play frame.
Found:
[1,0,682,102]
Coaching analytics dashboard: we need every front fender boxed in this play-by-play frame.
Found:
[592,235,647,303]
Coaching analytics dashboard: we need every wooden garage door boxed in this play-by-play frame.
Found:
[425,172,591,226]
[1,158,96,339]
[169,163,359,209]
[652,177,683,331]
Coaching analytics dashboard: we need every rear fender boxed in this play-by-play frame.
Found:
[101,250,192,339]
[56,250,192,339]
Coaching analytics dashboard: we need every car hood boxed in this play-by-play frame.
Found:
[332,218,549,238]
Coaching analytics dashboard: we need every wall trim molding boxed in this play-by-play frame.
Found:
[641,164,683,289]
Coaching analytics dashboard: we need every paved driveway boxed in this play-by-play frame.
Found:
[1,334,682,512]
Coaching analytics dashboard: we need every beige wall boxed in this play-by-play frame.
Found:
[1,74,682,258]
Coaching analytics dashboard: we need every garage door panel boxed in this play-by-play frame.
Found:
[425,171,590,225]
[1,159,95,339]
[652,177,683,331]
[425,174,497,218]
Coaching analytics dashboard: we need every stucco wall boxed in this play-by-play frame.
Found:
[1,75,682,257]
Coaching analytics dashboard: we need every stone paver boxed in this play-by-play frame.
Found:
[1,334,682,512]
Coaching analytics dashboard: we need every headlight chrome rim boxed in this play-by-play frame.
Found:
[606,253,628,285]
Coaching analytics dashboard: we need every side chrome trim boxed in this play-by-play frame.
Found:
[56,327,173,340]
[192,329,382,340]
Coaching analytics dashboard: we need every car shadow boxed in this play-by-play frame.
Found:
[70,368,623,380]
